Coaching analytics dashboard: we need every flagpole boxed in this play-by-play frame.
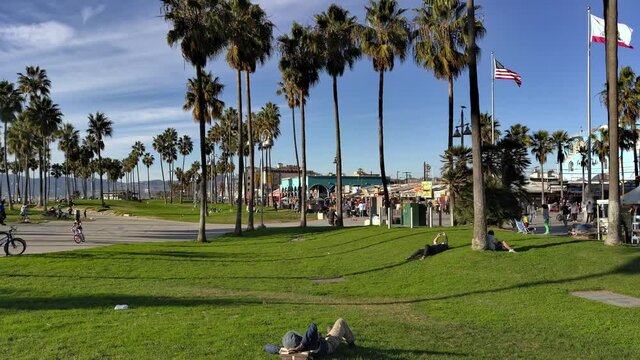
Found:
[491,51,495,145]
[586,6,592,206]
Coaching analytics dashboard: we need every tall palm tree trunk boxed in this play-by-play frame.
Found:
[332,75,344,227]
[559,165,564,200]
[159,159,167,203]
[146,166,151,200]
[300,89,308,227]
[98,150,105,207]
[136,164,141,201]
[291,106,301,211]
[23,158,29,205]
[448,75,454,150]
[468,0,487,250]
[38,147,43,207]
[540,163,545,204]
[54,177,58,200]
[3,123,12,210]
[634,123,639,186]
[621,150,625,193]
[234,69,244,235]
[246,71,255,230]
[378,71,390,212]
[196,65,208,242]
[605,0,621,245]
[601,162,605,200]
[180,155,186,204]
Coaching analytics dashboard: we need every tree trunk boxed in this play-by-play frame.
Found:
[605,0,621,245]
[601,162,605,200]
[291,104,301,215]
[467,0,487,250]
[246,71,255,231]
[448,75,454,150]
[38,147,43,207]
[378,71,390,212]
[333,75,344,227]
[234,69,244,235]
[634,123,638,186]
[159,157,167,203]
[621,150,625,194]
[4,122,13,210]
[195,65,208,242]
[559,160,564,200]
[146,166,151,200]
[300,89,308,227]
[65,159,70,205]
[540,163,545,204]
[23,157,29,205]
[98,150,105,207]
[54,177,58,200]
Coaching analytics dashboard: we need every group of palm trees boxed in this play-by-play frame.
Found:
[0,67,114,209]
[161,0,489,242]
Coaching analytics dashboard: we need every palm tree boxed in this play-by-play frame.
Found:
[185,71,225,207]
[0,80,22,209]
[604,0,621,245]
[414,0,485,149]
[255,102,281,207]
[360,0,411,210]
[504,123,531,146]
[176,135,193,203]
[551,130,571,200]
[152,134,168,203]
[618,127,636,192]
[87,112,113,207]
[276,80,302,203]
[28,96,62,207]
[142,153,154,200]
[17,66,50,101]
[56,123,79,205]
[578,144,589,198]
[224,0,274,232]
[480,113,500,144]
[162,128,178,203]
[530,130,553,204]
[314,4,361,227]
[8,114,37,205]
[465,0,487,249]
[50,163,63,200]
[278,23,324,227]
[441,145,471,226]
[131,141,145,201]
[591,128,609,200]
[162,0,227,242]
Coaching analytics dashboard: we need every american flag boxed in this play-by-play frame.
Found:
[494,59,522,87]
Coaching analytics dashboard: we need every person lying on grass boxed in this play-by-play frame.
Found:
[267,318,356,356]
[406,232,449,261]
[486,230,516,253]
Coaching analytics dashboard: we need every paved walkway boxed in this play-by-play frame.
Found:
[10,211,367,255]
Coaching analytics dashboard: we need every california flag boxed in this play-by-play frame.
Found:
[590,14,633,49]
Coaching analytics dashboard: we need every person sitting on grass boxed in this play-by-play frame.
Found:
[267,318,356,356]
[486,230,516,253]
[406,232,449,261]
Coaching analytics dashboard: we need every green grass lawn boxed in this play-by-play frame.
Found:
[75,199,309,224]
[1,226,639,359]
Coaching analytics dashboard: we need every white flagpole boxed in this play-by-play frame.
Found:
[491,51,495,145]
[586,6,592,203]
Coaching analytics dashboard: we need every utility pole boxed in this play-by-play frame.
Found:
[403,171,411,184]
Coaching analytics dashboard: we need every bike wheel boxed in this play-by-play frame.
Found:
[4,238,26,256]
[74,234,82,244]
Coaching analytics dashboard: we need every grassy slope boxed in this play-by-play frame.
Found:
[0,226,639,359]
[75,199,308,224]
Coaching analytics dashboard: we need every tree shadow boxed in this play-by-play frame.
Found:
[515,239,594,252]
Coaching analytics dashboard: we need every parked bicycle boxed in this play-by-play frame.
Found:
[1,226,26,256]
[72,220,85,244]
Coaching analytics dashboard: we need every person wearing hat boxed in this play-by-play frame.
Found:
[279,318,356,356]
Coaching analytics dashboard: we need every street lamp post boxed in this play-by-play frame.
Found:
[452,106,471,146]
[259,131,273,229]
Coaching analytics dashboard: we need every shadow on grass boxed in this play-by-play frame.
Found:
[349,346,468,359]
[4,257,639,310]
[516,239,594,252]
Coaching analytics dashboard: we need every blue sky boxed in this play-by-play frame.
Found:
[0,0,638,181]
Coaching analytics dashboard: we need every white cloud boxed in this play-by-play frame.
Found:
[81,4,106,24]
[0,21,74,50]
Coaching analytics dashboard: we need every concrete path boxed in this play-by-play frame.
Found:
[8,212,367,255]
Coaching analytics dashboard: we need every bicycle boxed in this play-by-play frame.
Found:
[0,226,26,256]
[72,222,85,244]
